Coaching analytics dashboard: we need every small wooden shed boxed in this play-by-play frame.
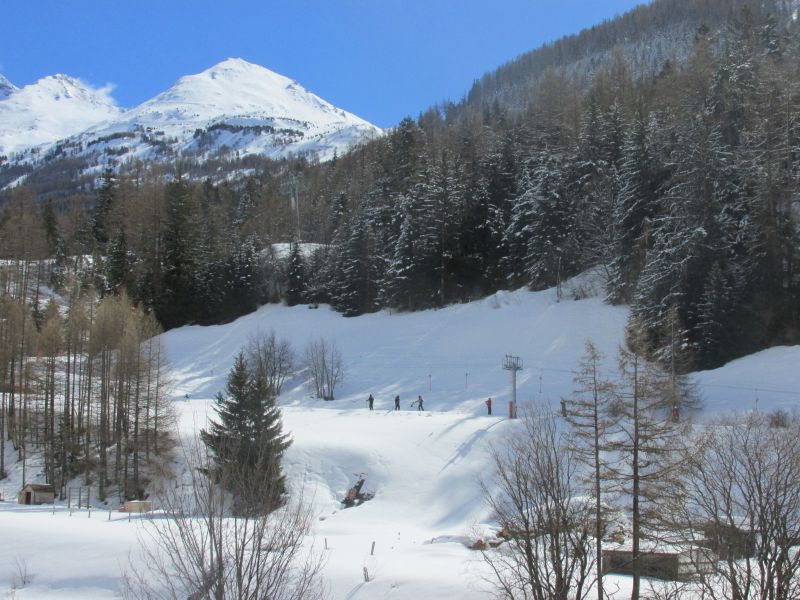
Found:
[122,500,153,513]
[18,483,55,505]
[602,542,716,581]
[702,523,756,560]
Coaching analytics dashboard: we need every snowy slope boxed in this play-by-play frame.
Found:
[165,284,629,409]
[0,75,120,156]
[2,58,380,169]
[1,280,798,599]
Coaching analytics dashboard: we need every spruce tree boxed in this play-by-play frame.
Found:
[334,215,381,316]
[607,114,663,304]
[524,155,577,290]
[106,229,131,296]
[158,179,199,329]
[91,169,116,248]
[385,208,418,310]
[201,352,291,513]
[501,167,537,287]
[286,241,306,306]
[223,238,260,320]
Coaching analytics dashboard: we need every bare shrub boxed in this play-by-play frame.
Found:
[304,338,343,400]
[124,441,326,600]
[671,413,800,600]
[480,403,595,600]
[10,556,33,589]
[246,330,295,395]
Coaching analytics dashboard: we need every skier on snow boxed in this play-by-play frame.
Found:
[394,394,400,411]
[367,394,374,410]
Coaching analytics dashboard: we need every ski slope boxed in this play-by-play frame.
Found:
[1,277,798,598]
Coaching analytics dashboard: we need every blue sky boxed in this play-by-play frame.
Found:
[3,1,645,128]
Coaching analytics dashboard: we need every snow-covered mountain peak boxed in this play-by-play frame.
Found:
[0,59,380,175]
[132,58,372,130]
[0,74,121,155]
[0,73,16,100]
[29,74,116,106]
[203,57,294,86]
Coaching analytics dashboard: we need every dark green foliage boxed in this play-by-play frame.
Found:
[41,200,60,255]
[156,180,199,329]
[7,0,799,373]
[91,169,115,247]
[106,229,132,295]
[606,114,665,304]
[200,352,291,513]
[332,215,382,315]
[286,241,306,307]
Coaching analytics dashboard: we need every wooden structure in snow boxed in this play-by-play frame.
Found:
[342,476,374,508]
[122,500,153,513]
[602,542,716,580]
[18,483,55,505]
[702,523,756,560]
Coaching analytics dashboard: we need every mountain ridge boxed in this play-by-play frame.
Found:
[0,73,120,155]
[0,58,380,172]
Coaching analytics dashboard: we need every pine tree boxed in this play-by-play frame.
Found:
[328,191,350,243]
[91,169,116,248]
[50,237,68,291]
[501,167,537,287]
[41,200,60,256]
[633,119,743,367]
[201,352,291,513]
[334,215,381,316]
[693,262,737,367]
[525,155,577,290]
[106,229,131,296]
[157,179,199,329]
[224,238,261,320]
[385,207,418,310]
[607,113,664,304]
[286,241,306,307]
[417,150,466,306]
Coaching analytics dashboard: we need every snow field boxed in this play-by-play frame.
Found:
[1,280,799,598]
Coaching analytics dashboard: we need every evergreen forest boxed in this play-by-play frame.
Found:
[1,0,798,379]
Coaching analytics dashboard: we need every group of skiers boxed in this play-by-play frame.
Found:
[366,393,424,411]
[365,393,494,414]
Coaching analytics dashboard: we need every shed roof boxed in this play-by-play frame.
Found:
[22,483,55,493]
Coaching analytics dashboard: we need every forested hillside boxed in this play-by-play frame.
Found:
[1,0,798,373]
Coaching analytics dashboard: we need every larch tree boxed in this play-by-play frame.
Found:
[561,340,618,600]
[604,341,690,600]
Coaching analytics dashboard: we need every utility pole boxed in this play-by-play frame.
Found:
[289,172,300,240]
[281,170,305,241]
[556,256,562,302]
[503,354,522,418]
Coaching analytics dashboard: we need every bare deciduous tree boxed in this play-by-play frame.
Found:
[246,330,295,395]
[671,412,800,600]
[480,404,595,600]
[604,345,689,600]
[562,340,618,600]
[304,338,343,401]
[125,441,326,600]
